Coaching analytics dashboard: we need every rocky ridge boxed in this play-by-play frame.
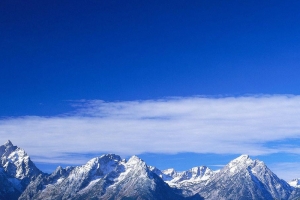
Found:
[1,141,300,200]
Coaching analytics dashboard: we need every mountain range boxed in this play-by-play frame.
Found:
[1,140,300,200]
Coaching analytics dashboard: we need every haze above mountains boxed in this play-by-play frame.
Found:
[2,140,300,200]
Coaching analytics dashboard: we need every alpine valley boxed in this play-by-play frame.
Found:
[2,141,300,200]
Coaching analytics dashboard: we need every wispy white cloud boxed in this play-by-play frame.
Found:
[1,95,300,178]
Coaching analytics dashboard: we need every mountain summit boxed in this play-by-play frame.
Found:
[0,141,42,200]
[4,140,13,146]
[2,141,300,200]
[20,154,201,200]
[198,155,292,200]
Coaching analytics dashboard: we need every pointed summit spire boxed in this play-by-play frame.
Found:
[4,140,13,146]
[227,154,253,170]
[127,155,147,169]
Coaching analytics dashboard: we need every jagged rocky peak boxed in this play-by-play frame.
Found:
[127,155,145,166]
[86,153,121,166]
[20,153,194,200]
[222,154,276,180]
[190,166,211,176]
[99,153,122,161]
[226,154,264,173]
[188,166,215,182]
[0,140,42,178]
[0,140,43,200]
[163,168,177,176]
[197,154,293,200]
[165,166,215,186]
[3,141,299,200]
[81,153,124,177]
[126,156,151,178]
[0,140,17,157]
[125,155,149,175]
[52,166,64,175]
[50,165,74,178]
[4,139,13,147]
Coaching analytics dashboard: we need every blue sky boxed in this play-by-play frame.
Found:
[1,0,300,181]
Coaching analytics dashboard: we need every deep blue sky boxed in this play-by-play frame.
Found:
[2,1,300,180]
[1,0,300,116]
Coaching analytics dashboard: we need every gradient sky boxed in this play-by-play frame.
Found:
[1,0,300,181]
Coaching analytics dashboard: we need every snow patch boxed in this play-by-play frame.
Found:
[289,178,300,188]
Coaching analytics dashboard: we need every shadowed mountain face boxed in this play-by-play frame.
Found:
[2,141,300,200]
[0,140,43,200]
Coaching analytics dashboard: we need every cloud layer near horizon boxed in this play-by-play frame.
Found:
[1,95,300,166]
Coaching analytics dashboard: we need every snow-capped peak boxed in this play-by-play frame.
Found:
[80,154,123,177]
[4,140,13,147]
[167,166,214,183]
[225,154,265,175]
[1,147,40,179]
[189,166,213,180]
[227,154,254,169]
[126,155,148,171]
[0,140,17,157]
[198,155,293,200]
[127,155,143,165]
[156,165,216,196]
[232,154,251,162]
[2,142,295,200]
[0,140,43,199]
[163,168,177,177]
[128,155,141,161]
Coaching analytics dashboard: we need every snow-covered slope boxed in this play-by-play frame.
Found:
[3,140,300,200]
[165,166,214,186]
[151,166,215,197]
[289,178,300,188]
[287,179,300,200]
[198,155,293,200]
[0,140,43,200]
[20,154,202,200]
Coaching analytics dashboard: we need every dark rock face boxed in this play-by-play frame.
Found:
[0,167,21,200]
